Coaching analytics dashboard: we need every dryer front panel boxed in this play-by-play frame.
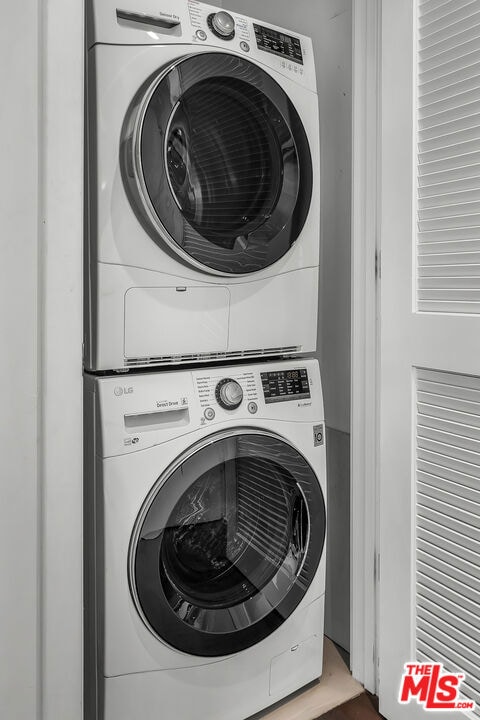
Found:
[124,52,313,276]
[129,429,325,656]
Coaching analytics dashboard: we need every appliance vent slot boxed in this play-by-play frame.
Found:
[416,367,480,716]
[124,346,301,368]
[417,1,480,314]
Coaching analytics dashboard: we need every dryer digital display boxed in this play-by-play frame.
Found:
[253,24,303,64]
[261,368,310,403]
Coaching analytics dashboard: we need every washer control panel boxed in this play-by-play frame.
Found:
[90,359,322,457]
[195,369,258,416]
[261,368,310,404]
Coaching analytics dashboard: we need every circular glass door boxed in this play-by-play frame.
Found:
[125,52,313,275]
[129,430,325,657]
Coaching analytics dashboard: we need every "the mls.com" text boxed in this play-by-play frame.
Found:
[399,662,475,711]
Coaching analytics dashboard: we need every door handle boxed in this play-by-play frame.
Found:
[116,9,181,30]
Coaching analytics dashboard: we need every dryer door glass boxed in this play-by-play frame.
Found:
[130,431,325,656]
[127,53,312,275]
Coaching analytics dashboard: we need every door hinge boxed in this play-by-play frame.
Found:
[375,249,381,280]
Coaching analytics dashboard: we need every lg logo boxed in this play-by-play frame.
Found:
[114,386,133,397]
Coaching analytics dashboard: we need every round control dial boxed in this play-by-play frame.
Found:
[208,11,235,40]
[215,378,243,410]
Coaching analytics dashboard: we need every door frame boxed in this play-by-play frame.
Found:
[0,0,85,718]
[351,0,381,694]
[39,0,84,717]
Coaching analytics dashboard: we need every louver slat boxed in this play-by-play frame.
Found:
[419,102,480,130]
[418,560,480,610]
[420,0,464,15]
[421,0,477,27]
[419,241,480,255]
[418,226,480,241]
[416,368,480,717]
[419,162,480,188]
[420,62,480,98]
[420,2,480,39]
[420,18,480,59]
[419,176,480,197]
[418,2,480,314]
[420,114,480,144]
[419,140,480,163]
[421,20,480,58]
[420,48,480,85]
[419,187,480,207]
[419,73,480,109]
[419,41,480,75]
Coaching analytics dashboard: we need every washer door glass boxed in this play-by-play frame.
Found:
[130,431,325,656]
[130,53,312,275]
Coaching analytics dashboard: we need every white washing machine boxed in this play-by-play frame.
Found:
[85,0,320,372]
[84,358,326,720]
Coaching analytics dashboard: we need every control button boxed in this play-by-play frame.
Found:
[215,378,243,410]
[196,29,207,41]
[208,11,235,40]
[204,407,215,421]
[240,41,250,52]
[213,11,235,36]
[248,401,258,414]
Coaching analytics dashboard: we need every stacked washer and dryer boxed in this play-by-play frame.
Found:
[84,2,327,719]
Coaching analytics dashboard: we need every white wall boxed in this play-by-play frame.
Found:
[221,0,353,650]
[0,3,40,717]
[0,2,84,718]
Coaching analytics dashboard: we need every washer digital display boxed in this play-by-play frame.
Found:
[261,368,310,403]
[253,24,303,65]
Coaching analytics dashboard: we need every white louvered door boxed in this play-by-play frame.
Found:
[418,0,480,313]
[380,1,480,719]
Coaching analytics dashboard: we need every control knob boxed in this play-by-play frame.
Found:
[210,11,235,39]
[215,378,243,410]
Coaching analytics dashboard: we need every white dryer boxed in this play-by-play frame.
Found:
[84,358,326,720]
[85,0,320,371]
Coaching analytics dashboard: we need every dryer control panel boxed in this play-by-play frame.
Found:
[88,0,316,92]
[253,24,303,65]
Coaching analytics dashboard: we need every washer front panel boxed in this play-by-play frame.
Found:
[129,429,325,656]
[125,52,312,276]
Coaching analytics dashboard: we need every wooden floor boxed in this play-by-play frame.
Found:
[315,693,384,720]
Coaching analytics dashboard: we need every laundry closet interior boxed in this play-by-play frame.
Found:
[3,0,357,718]
[9,1,480,719]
